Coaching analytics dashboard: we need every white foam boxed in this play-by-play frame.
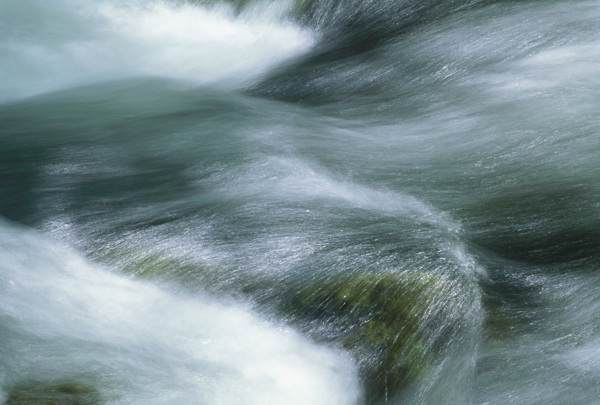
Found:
[96,0,314,84]
[221,156,460,231]
[0,220,360,404]
[0,0,315,101]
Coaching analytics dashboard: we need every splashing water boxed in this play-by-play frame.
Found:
[1,0,600,404]
[0,0,315,101]
[0,220,360,404]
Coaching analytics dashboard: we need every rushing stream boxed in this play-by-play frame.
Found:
[1,0,599,403]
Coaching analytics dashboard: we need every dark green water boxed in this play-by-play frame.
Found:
[1,0,599,404]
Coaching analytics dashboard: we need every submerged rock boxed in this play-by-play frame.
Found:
[5,382,101,405]
[278,270,468,402]
[98,248,470,403]
[96,246,272,299]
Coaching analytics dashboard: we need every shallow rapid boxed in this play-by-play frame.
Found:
[1,0,599,404]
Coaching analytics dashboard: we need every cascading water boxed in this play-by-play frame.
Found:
[0,220,360,404]
[1,0,599,404]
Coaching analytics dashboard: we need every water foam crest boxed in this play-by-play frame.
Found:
[224,157,460,231]
[0,0,315,101]
[97,0,314,83]
[0,220,360,404]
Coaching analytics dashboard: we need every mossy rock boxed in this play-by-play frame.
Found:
[95,246,274,299]
[111,249,199,280]
[95,247,468,402]
[5,382,102,405]
[279,270,468,402]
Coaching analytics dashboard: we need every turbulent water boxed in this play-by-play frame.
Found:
[1,0,599,403]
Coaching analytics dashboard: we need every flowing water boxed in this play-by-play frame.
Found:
[1,0,599,403]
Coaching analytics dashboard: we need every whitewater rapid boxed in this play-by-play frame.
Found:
[0,0,315,101]
[1,0,600,404]
[0,220,360,404]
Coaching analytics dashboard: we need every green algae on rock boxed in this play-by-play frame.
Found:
[95,246,273,299]
[96,247,471,402]
[278,270,470,402]
[5,382,102,405]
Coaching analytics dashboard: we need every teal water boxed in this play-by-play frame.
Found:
[1,0,599,404]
